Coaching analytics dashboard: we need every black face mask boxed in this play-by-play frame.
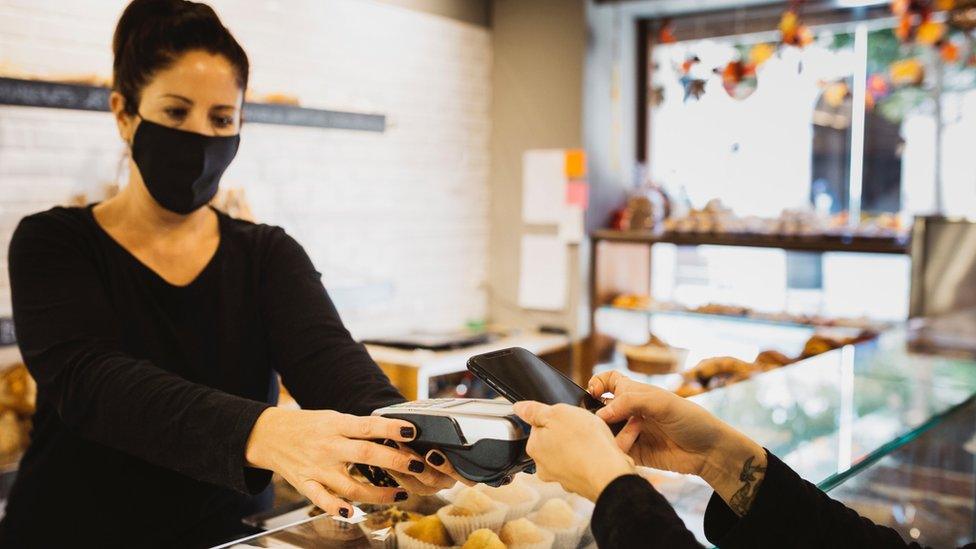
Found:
[130,117,240,215]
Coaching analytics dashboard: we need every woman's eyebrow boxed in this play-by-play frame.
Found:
[210,104,238,111]
[161,93,193,103]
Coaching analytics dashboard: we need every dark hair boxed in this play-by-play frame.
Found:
[112,0,249,115]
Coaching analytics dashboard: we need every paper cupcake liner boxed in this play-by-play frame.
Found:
[436,502,508,545]
[499,487,541,521]
[504,526,555,549]
[525,516,585,549]
[395,521,460,549]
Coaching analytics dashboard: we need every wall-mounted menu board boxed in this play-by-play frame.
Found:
[0,77,386,133]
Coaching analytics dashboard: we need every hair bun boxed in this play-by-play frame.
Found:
[112,0,184,57]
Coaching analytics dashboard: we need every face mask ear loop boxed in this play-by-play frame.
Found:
[119,112,143,190]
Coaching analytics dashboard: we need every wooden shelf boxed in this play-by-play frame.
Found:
[592,229,909,255]
[0,77,385,132]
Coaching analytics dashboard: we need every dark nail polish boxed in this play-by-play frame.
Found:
[501,475,513,485]
[395,491,409,502]
[427,451,446,466]
[400,427,415,439]
[338,508,349,518]
[409,460,425,473]
[383,439,399,448]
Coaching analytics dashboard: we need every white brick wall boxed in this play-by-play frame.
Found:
[0,0,491,337]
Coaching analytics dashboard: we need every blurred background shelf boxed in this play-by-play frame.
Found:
[592,229,909,255]
[0,77,386,132]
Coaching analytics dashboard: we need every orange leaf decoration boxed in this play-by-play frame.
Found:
[916,20,947,44]
[890,58,925,86]
[940,41,961,62]
[750,43,776,67]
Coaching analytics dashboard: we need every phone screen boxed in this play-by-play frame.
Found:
[468,347,604,412]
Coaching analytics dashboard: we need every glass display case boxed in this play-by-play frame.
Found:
[222,312,976,548]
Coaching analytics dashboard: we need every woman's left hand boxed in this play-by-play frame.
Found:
[513,401,636,501]
[386,444,472,495]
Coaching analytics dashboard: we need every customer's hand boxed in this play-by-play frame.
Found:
[245,407,457,517]
[590,371,767,516]
[513,401,636,502]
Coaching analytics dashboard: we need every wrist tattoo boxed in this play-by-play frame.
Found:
[729,455,766,516]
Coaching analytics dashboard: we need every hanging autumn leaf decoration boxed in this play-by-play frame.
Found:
[889,58,926,86]
[715,60,758,100]
[658,19,677,44]
[779,3,815,48]
[677,55,707,102]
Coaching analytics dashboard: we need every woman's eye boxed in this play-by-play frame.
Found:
[163,107,188,120]
[211,115,235,128]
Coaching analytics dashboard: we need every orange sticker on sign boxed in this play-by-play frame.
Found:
[565,149,587,179]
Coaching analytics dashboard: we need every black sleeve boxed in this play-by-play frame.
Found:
[704,451,928,549]
[259,228,404,416]
[592,474,704,549]
[8,213,271,494]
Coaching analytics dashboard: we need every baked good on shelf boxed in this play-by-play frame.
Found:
[462,529,506,549]
[477,482,539,521]
[0,364,36,416]
[610,294,651,310]
[499,518,554,548]
[754,350,794,370]
[674,382,706,398]
[397,515,456,548]
[694,303,752,316]
[683,356,755,390]
[618,334,685,375]
[437,487,508,544]
[527,498,586,549]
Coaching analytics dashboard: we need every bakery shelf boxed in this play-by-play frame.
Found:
[0,77,386,132]
[592,228,909,255]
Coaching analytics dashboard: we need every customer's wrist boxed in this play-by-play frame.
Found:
[245,406,284,470]
[701,432,767,516]
[584,455,637,502]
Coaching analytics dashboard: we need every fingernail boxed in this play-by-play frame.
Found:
[400,427,416,439]
[409,460,425,473]
[338,508,349,518]
[426,451,446,466]
[501,475,513,485]
[383,439,398,448]
[395,491,408,501]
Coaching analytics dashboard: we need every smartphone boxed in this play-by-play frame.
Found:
[467,347,624,433]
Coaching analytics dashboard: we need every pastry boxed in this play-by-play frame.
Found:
[396,515,456,548]
[477,482,539,521]
[527,499,585,549]
[437,487,508,544]
[462,529,506,549]
[451,488,496,516]
[530,499,576,530]
[499,518,554,549]
[754,350,793,369]
[619,334,684,375]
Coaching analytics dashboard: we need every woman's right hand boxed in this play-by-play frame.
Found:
[244,407,452,517]
[590,371,767,515]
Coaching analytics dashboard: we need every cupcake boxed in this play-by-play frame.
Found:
[462,528,507,549]
[436,487,508,544]
[514,473,567,508]
[477,482,540,521]
[396,515,459,549]
[359,506,424,548]
[527,499,586,549]
[499,518,554,549]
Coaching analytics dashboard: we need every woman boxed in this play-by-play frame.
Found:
[1,1,456,546]
[514,371,965,549]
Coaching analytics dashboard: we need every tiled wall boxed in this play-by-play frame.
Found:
[0,0,491,337]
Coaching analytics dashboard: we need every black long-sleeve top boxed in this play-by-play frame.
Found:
[591,451,976,549]
[0,206,404,548]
